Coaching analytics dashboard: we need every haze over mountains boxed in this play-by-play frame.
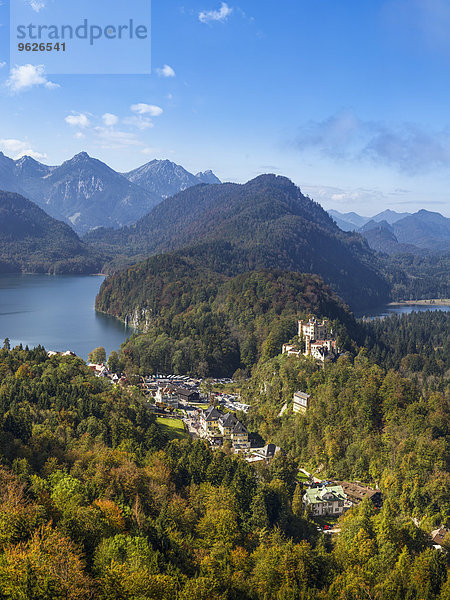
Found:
[328,208,450,254]
[328,209,412,231]
[0,152,221,235]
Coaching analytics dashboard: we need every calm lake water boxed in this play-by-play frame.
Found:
[355,304,450,319]
[0,274,134,360]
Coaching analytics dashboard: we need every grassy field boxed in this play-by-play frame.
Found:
[156,417,188,440]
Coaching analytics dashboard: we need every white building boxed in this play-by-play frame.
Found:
[304,485,347,516]
[293,391,310,413]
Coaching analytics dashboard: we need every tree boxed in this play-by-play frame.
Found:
[292,484,303,517]
[0,524,93,599]
[3,338,10,351]
[88,346,106,364]
[107,350,120,372]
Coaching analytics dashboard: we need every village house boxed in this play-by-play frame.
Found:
[200,406,222,433]
[430,528,449,550]
[303,485,348,516]
[293,391,310,413]
[246,443,282,464]
[333,481,382,508]
[200,406,250,450]
[218,412,239,437]
[155,386,180,408]
[231,421,250,450]
[176,388,200,404]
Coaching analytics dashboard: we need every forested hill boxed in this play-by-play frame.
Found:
[0,190,102,274]
[96,255,355,377]
[87,174,390,309]
[0,343,447,598]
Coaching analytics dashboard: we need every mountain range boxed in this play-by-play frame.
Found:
[0,152,220,235]
[89,174,390,310]
[328,208,450,254]
[328,209,413,231]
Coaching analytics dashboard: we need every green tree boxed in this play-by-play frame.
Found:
[88,346,106,364]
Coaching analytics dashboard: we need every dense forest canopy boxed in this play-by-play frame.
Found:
[0,310,447,598]
[96,258,356,378]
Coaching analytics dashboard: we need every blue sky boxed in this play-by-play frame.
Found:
[1,0,450,216]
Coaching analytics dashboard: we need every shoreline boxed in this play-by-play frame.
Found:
[387,299,450,307]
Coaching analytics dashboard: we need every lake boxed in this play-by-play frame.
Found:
[0,274,135,360]
[355,303,450,320]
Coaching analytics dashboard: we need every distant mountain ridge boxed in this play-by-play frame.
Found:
[0,152,220,235]
[0,190,101,274]
[328,207,449,254]
[328,209,413,232]
[123,159,221,199]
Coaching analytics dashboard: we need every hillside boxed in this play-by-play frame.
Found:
[0,152,220,234]
[0,190,102,274]
[88,174,390,309]
[96,254,355,377]
[0,343,447,599]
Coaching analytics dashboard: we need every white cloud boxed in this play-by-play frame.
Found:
[294,110,450,174]
[30,0,46,12]
[199,2,233,23]
[74,132,85,140]
[156,64,176,77]
[0,62,6,69]
[123,115,154,130]
[6,64,59,92]
[130,103,163,116]
[102,113,119,127]
[65,113,90,128]
[0,138,46,160]
[44,81,60,90]
[93,127,143,150]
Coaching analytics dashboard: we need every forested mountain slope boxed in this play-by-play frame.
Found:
[0,190,102,274]
[96,255,354,377]
[89,175,390,310]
